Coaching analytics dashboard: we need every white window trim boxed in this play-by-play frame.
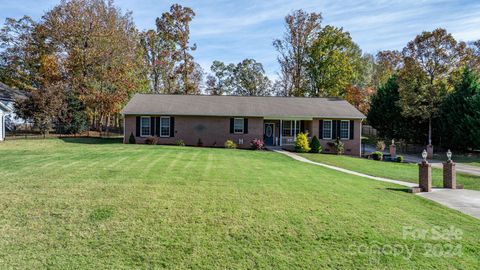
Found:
[340,120,350,140]
[140,116,151,137]
[323,120,332,140]
[234,118,244,134]
[160,116,171,137]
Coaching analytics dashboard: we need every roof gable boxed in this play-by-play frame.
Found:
[122,94,365,119]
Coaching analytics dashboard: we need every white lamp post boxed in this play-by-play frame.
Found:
[447,149,452,162]
[422,149,428,162]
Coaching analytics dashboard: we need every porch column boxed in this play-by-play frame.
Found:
[279,120,282,146]
[294,120,297,139]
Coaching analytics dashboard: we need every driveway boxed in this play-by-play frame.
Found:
[364,145,480,177]
[277,150,480,219]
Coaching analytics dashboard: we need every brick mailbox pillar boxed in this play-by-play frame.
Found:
[443,161,456,189]
[389,144,396,158]
[418,161,432,192]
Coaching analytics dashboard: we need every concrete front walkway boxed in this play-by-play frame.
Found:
[275,150,480,219]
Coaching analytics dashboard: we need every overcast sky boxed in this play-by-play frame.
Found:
[1,0,480,78]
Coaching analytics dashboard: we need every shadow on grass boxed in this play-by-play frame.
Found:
[60,137,123,145]
[384,187,411,193]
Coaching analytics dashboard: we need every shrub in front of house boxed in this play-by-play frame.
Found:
[250,138,264,150]
[145,136,159,145]
[294,132,311,153]
[128,132,136,144]
[175,139,185,146]
[224,139,237,149]
[333,138,344,155]
[396,155,404,163]
[197,138,203,147]
[371,151,383,161]
[310,135,322,153]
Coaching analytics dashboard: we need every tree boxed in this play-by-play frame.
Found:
[345,84,374,115]
[439,67,480,150]
[57,90,89,134]
[15,82,65,134]
[372,50,402,88]
[368,76,422,141]
[0,16,51,90]
[307,25,363,97]
[42,0,148,131]
[231,59,272,96]
[205,61,235,95]
[140,29,176,93]
[273,10,322,96]
[157,4,199,94]
[398,28,461,145]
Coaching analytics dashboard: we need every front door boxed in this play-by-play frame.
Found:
[264,123,275,146]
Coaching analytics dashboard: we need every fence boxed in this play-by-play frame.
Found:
[6,130,123,140]
[362,125,378,137]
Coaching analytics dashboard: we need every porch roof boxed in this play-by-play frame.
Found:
[122,94,366,119]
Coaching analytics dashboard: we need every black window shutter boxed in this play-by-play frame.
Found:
[336,120,341,139]
[150,117,155,136]
[300,121,305,132]
[170,117,175,137]
[136,116,140,137]
[349,120,354,140]
[332,120,337,139]
[244,118,248,134]
[155,117,160,136]
[319,120,323,139]
[230,118,234,133]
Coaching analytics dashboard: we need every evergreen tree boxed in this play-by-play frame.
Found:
[439,68,480,150]
[367,75,423,142]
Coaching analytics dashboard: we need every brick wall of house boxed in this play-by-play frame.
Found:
[312,118,362,157]
[124,115,264,149]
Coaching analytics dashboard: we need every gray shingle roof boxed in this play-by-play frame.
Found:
[0,82,27,102]
[121,94,366,119]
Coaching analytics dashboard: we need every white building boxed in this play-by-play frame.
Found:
[0,102,11,141]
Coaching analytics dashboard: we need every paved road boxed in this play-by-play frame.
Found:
[364,145,480,177]
[276,150,480,219]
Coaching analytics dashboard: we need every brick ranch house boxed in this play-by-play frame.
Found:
[121,94,366,156]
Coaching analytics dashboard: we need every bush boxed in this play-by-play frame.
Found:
[376,140,386,151]
[371,151,383,161]
[294,132,311,153]
[175,139,185,146]
[128,132,136,144]
[250,138,264,150]
[224,139,237,149]
[396,155,404,163]
[197,138,203,147]
[333,137,344,155]
[310,135,322,153]
[145,136,159,145]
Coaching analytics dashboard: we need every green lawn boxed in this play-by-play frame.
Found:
[0,138,478,269]
[433,153,480,167]
[300,153,480,191]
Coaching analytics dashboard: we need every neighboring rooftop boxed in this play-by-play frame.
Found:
[0,82,27,102]
[122,94,365,119]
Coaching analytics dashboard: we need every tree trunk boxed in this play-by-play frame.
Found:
[428,118,432,145]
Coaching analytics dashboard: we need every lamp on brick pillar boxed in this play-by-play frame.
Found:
[443,149,456,189]
[418,149,432,192]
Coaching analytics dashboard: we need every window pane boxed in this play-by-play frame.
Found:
[323,121,332,139]
[282,121,291,136]
[234,118,244,133]
[340,121,349,139]
[141,117,150,136]
[160,117,170,137]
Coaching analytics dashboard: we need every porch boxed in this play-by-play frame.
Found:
[262,118,313,147]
